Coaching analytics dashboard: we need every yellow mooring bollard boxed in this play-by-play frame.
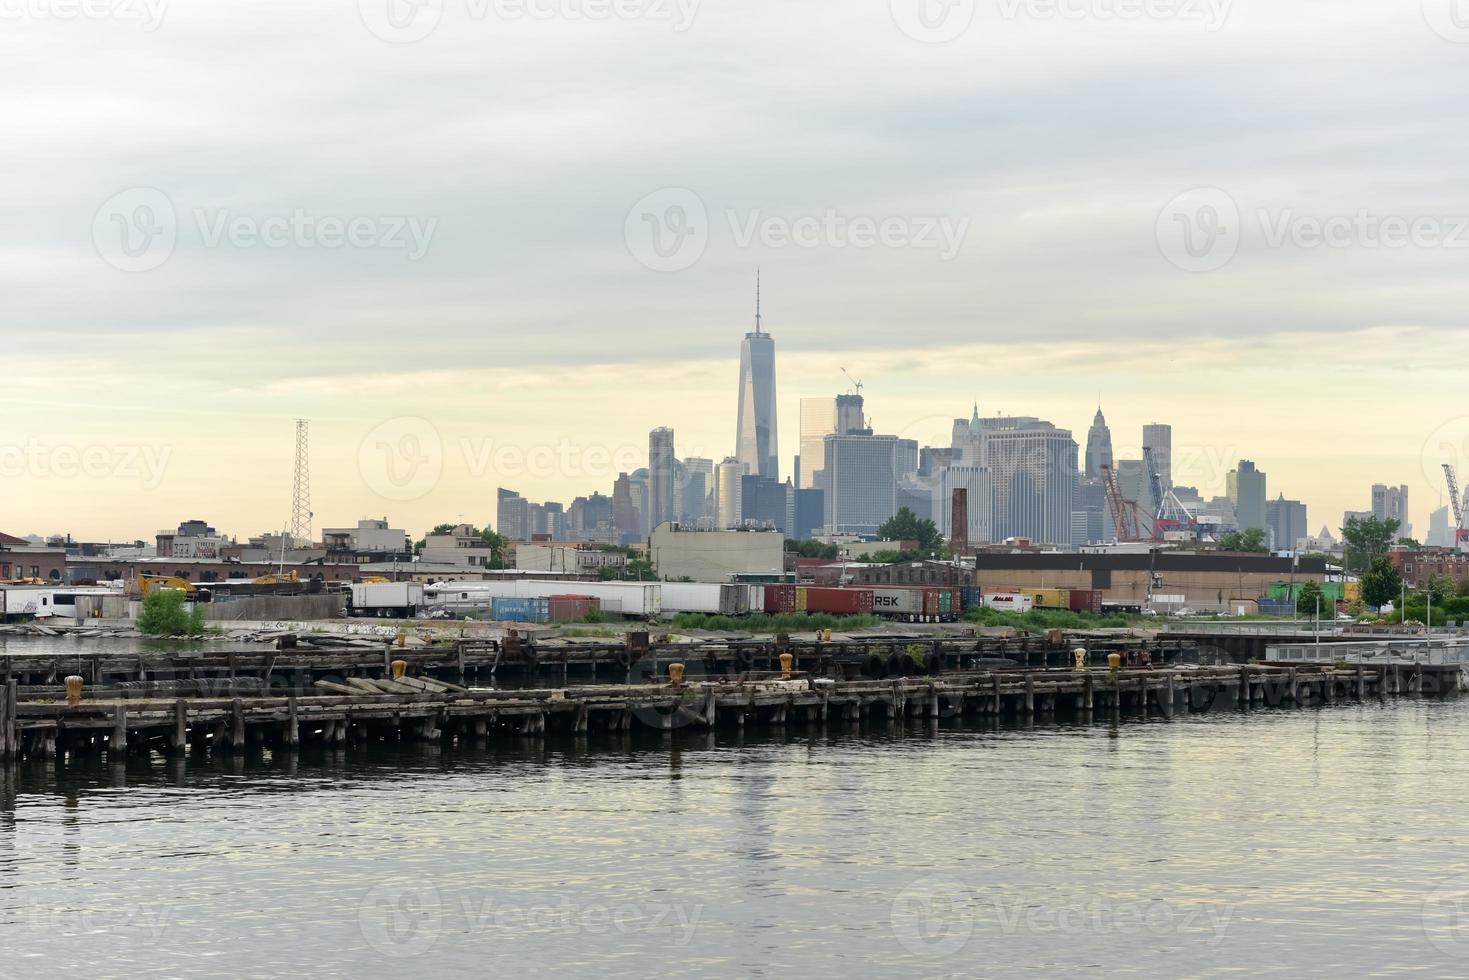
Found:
[64,675,84,706]
[395,629,407,649]
[1074,648,1087,672]
[1107,653,1122,671]
[780,653,794,678]
[391,660,408,679]
[669,663,686,686]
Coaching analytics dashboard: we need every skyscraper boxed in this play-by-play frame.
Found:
[1266,494,1308,552]
[648,427,676,529]
[1227,460,1267,533]
[980,416,1080,546]
[798,397,836,490]
[823,432,899,536]
[715,457,745,529]
[836,393,866,436]
[1142,423,1172,490]
[1084,407,1114,481]
[1371,483,1410,536]
[681,456,714,527]
[735,276,778,480]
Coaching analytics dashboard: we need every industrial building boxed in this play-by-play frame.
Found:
[972,550,1331,614]
[648,524,785,583]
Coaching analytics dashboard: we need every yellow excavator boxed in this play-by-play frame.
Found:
[252,570,300,586]
[134,575,212,602]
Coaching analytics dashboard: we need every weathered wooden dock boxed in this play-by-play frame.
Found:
[0,661,1457,763]
[0,630,1200,691]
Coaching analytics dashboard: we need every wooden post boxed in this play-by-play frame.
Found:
[1082,674,1094,713]
[457,644,466,686]
[1165,673,1175,716]
[1023,674,1035,716]
[992,673,1002,715]
[286,697,300,747]
[231,698,245,749]
[1288,668,1299,705]
[173,699,187,752]
[1356,663,1365,699]
[112,703,128,755]
[0,680,10,760]
[1137,675,1148,713]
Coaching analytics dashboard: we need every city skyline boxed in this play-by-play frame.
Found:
[3,321,1458,545]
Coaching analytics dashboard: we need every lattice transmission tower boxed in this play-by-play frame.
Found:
[290,419,313,546]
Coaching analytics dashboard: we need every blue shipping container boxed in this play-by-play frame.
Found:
[491,597,550,624]
[959,587,982,611]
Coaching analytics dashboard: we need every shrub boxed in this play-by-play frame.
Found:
[137,590,207,636]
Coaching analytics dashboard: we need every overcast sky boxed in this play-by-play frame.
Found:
[3,0,1468,541]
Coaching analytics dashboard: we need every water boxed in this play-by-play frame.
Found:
[4,640,1469,977]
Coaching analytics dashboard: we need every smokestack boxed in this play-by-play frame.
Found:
[950,488,969,558]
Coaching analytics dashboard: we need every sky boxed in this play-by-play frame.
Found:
[3,0,1469,542]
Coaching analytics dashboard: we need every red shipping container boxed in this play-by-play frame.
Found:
[548,594,600,622]
[799,587,874,615]
[764,585,796,613]
[1067,589,1103,614]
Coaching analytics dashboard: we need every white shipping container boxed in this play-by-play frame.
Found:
[983,592,1034,613]
[870,588,925,617]
[424,580,662,617]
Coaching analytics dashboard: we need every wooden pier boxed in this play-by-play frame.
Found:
[0,662,1458,763]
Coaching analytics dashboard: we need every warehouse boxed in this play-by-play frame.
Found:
[648,524,785,583]
[972,551,1331,614]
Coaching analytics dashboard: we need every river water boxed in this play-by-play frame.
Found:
[3,639,1469,977]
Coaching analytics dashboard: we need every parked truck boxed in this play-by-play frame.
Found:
[348,582,424,618]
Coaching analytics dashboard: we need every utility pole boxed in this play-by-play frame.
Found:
[291,419,313,547]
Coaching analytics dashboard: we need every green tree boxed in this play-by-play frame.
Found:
[1359,555,1404,609]
[1294,581,1327,618]
[137,590,206,636]
[1341,516,1399,574]
[785,539,839,560]
[877,508,943,555]
[1426,574,1456,606]
[626,558,656,581]
[1217,528,1268,553]
[478,529,508,569]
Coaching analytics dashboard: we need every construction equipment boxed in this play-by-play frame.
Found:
[1443,464,1469,551]
[134,575,212,602]
[1147,447,1199,540]
[840,368,864,397]
[253,570,300,587]
[1100,463,1149,543]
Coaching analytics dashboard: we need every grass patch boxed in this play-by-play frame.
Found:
[670,612,882,633]
[962,606,1141,631]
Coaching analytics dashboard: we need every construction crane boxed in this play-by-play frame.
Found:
[840,368,864,397]
[1100,464,1149,543]
[1146,447,1199,540]
[1444,464,1469,550]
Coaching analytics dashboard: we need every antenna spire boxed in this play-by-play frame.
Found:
[754,269,762,334]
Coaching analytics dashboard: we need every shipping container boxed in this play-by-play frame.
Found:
[796,586,874,615]
[491,596,551,624]
[764,585,796,613]
[1066,589,1103,614]
[548,594,600,622]
[871,587,925,619]
[423,580,661,618]
[1026,588,1071,610]
[983,591,1034,613]
[959,586,982,612]
[661,582,746,616]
